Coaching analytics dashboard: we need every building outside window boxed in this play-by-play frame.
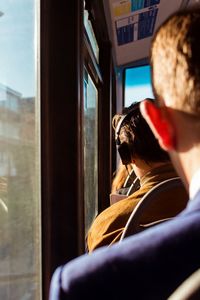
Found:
[0,1,41,299]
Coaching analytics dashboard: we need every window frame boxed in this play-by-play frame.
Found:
[122,58,149,108]
[41,0,113,299]
[41,1,85,299]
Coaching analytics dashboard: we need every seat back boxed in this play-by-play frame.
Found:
[122,168,140,196]
[168,269,200,300]
[120,177,188,240]
[123,168,136,187]
[126,177,140,196]
[110,169,140,205]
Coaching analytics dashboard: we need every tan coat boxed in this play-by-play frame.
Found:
[87,163,188,252]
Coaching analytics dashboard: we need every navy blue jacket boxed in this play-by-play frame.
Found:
[49,192,200,300]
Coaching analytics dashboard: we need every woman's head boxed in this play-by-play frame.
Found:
[113,100,169,165]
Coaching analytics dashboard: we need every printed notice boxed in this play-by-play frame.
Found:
[116,6,158,46]
[131,0,160,12]
[113,1,131,17]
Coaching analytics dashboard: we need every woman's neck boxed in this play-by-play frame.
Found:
[133,159,169,179]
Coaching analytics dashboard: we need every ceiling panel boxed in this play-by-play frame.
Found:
[103,0,190,67]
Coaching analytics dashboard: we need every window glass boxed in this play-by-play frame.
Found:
[84,4,99,63]
[124,65,154,107]
[0,1,41,299]
[83,69,98,233]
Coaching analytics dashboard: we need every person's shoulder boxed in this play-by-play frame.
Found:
[50,204,200,299]
[50,211,200,299]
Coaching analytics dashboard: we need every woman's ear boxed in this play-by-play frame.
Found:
[140,100,176,151]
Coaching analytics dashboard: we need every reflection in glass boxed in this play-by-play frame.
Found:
[84,3,99,63]
[0,1,41,299]
[83,69,98,234]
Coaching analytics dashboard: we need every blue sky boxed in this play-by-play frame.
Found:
[125,65,154,107]
[0,0,35,97]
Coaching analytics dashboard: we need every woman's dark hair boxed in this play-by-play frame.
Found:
[113,100,169,163]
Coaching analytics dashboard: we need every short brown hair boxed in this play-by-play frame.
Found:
[151,7,200,115]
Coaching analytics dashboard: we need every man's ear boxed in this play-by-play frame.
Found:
[140,100,176,151]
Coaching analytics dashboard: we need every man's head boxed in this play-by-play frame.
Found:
[151,7,200,114]
[140,7,200,189]
[113,101,169,165]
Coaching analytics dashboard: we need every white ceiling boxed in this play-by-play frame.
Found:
[103,0,198,67]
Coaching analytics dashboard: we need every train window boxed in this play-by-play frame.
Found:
[0,1,41,299]
[84,3,99,63]
[124,65,154,107]
[83,69,98,233]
